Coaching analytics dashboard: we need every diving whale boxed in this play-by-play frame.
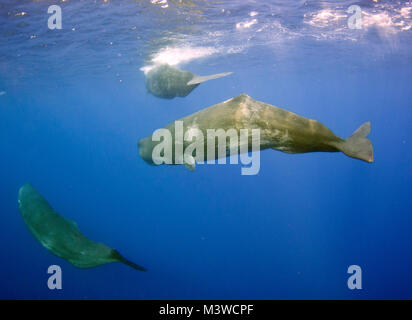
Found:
[145,64,232,99]
[18,183,146,271]
[138,94,373,170]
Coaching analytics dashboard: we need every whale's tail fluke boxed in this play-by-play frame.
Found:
[187,72,232,85]
[339,122,373,163]
[112,250,147,272]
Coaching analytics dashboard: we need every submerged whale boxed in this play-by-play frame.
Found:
[18,183,146,271]
[145,64,232,99]
[138,94,373,170]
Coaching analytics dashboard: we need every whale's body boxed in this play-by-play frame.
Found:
[145,64,232,99]
[138,94,373,169]
[18,183,146,271]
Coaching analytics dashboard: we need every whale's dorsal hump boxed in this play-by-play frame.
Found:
[231,93,252,103]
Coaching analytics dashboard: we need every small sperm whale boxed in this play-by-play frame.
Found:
[138,94,373,170]
[145,64,232,99]
[18,183,146,271]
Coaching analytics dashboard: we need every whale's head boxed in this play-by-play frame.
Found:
[138,137,156,165]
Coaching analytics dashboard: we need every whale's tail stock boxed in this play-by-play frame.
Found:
[338,122,373,163]
[111,250,147,272]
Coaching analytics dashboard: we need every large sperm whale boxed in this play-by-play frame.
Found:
[18,183,146,271]
[138,94,373,170]
[145,64,232,99]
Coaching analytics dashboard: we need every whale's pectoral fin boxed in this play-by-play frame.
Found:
[187,72,232,85]
[183,155,196,171]
[339,122,373,163]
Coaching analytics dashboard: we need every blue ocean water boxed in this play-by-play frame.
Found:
[0,0,411,299]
